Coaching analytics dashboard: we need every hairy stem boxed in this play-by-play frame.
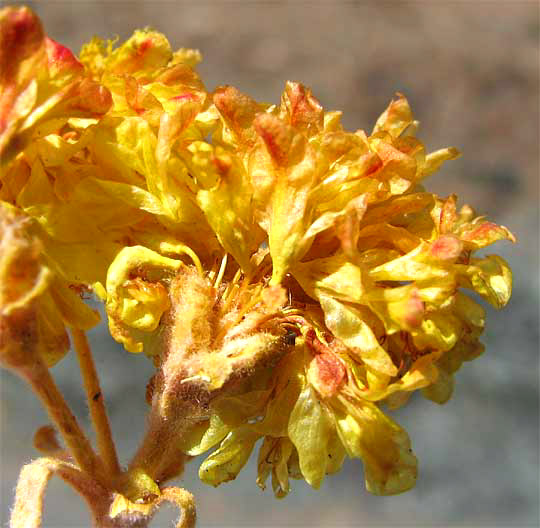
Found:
[20,358,107,486]
[72,328,120,480]
[128,413,192,483]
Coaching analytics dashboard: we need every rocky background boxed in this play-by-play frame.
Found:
[1,1,538,527]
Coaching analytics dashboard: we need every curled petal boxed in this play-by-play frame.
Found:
[369,135,417,194]
[411,312,461,352]
[257,436,295,498]
[460,220,516,249]
[361,192,435,225]
[178,413,230,457]
[458,255,512,309]
[421,147,460,180]
[199,427,260,486]
[105,246,183,353]
[436,194,458,234]
[334,397,417,495]
[453,291,485,329]
[0,202,50,316]
[320,295,397,376]
[179,388,271,456]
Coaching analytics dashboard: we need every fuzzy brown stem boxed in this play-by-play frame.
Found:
[20,359,106,486]
[46,463,150,528]
[128,412,193,483]
[72,328,120,480]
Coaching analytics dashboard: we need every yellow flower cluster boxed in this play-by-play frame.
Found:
[1,6,514,500]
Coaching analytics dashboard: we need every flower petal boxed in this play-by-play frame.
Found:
[199,427,260,486]
[334,396,417,495]
[288,385,334,488]
[320,295,397,376]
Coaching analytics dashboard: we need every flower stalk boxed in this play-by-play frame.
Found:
[72,328,120,481]
[18,356,106,485]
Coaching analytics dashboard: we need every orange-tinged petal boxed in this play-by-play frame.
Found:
[0,6,45,157]
[429,234,463,261]
[253,113,321,283]
[254,112,306,168]
[369,134,417,194]
[213,85,264,147]
[279,81,323,136]
[372,93,413,139]
[45,37,84,84]
[320,295,397,376]
[105,29,172,77]
[460,220,516,249]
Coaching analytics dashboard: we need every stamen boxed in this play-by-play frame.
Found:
[214,254,228,289]
[184,248,204,277]
[206,259,219,284]
[221,268,243,306]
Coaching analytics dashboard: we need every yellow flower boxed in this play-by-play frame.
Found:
[0,6,515,500]
[0,203,98,368]
[0,7,111,167]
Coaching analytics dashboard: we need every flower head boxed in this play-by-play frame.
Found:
[0,6,514,500]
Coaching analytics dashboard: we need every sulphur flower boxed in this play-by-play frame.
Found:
[1,6,515,527]
[101,80,513,497]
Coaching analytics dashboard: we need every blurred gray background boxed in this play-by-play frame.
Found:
[1,1,538,527]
